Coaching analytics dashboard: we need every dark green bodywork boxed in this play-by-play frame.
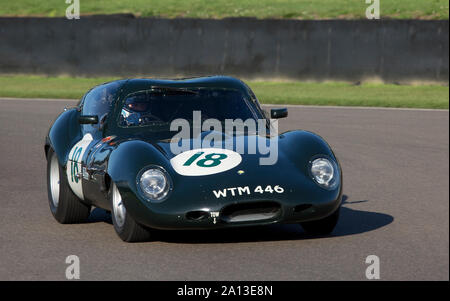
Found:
[45,76,342,230]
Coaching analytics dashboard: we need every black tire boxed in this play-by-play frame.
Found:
[109,182,152,242]
[300,207,340,235]
[47,148,91,224]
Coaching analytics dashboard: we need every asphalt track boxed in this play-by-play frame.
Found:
[0,98,448,281]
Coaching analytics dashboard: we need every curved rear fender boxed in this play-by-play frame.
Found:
[46,108,82,166]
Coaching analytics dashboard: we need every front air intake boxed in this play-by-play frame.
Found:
[221,201,281,223]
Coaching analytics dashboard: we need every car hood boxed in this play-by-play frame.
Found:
[109,130,340,213]
[136,131,327,203]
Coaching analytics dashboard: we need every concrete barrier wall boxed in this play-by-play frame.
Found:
[0,16,448,83]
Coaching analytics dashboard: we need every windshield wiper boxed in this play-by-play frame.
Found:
[150,86,199,95]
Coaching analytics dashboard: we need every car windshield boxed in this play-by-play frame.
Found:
[118,88,259,127]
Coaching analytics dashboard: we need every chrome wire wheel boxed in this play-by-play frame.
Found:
[112,183,126,228]
[49,153,60,208]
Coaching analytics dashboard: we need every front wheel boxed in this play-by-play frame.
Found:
[300,207,340,235]
[109,182,153,242]
[47,148,91,223]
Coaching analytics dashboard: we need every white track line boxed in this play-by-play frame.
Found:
[264,103,449,112]
[0,97,448,112]
[0,97,78,102]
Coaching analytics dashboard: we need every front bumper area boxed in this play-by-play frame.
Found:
[120,187,343,230]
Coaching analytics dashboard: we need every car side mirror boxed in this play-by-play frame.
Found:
[78,115,99,124]
[270,108,288,119]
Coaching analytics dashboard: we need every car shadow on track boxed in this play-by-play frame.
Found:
[87,195,394,243]
[88,208,112,224]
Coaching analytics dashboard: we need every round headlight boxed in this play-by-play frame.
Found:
[138,167,171,202]
[310,157,339,189]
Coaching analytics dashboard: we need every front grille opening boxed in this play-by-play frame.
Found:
[186,210,209,221]
[221,201,281,223]
[294,204,312,213]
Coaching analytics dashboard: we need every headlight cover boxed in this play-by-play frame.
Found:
[309,157,340,190]
[138,167,172,202]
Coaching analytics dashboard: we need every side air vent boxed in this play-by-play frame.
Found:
[186,210,210,221]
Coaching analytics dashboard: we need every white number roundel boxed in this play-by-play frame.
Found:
[170,148,242,176]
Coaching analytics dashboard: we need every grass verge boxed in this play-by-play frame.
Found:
[0,0,448,20]
[0,75,448,109]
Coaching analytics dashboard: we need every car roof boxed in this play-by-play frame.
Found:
[120,75,251,96]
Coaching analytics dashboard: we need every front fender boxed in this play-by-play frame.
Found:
[280,130,340,176]
[107,140,174,225]
[280,130,343,207]
[107,140,173,184]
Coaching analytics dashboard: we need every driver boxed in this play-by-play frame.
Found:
[121,94,160,126]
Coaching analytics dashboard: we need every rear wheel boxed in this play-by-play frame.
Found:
[47,148,91,223]
[109,182,152,242]
[300,207,340,235]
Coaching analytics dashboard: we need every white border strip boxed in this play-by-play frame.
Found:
[0,97,448,112]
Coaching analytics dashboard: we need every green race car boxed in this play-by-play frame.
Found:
[45,76,342,242]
